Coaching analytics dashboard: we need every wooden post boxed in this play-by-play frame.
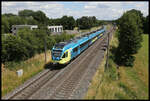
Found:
[44,37,47,63]
[105,30,110,72]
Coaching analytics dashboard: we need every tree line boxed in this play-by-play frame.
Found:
[2,9,109,34]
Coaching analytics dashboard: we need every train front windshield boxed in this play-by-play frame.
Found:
[54,44,64,49]
[52,42,66,58]
[52,50,62,57]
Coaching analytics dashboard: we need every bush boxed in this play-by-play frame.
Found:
[2,35,29,62]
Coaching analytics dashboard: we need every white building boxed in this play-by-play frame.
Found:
[47,25,63,33]
[11,25,63,35]
[11,25,38,35]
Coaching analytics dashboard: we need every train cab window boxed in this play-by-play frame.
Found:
[62,52,68,58]
[62,53,65,58]
[66,52,68,57]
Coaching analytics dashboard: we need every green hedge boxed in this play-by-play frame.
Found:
[2,28,75,63]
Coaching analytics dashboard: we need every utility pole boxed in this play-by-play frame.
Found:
[38,23,47,64]
[78,25,81,37]
[44,24,47,63]
[44,37,47,63]
[105,28,110,72]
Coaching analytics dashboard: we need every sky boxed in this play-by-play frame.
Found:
[2,1,149,20]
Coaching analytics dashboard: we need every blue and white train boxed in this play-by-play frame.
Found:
[51,26,106,64]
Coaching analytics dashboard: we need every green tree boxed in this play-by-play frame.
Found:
[25,16,38,25]
[18,9,47,25]
[77,16,90,29]
[67,16,75,30]
[76,16,98,29]
[7,16,27,33]
[2,35,29,62]
[143,15,149,34]
[115,9,143,67]
[59,15,76,30]
[3,13,17,17]
[60,15,69,30]
[2,16,10,33]
[17,28,39,57]
[18,9,34,17]
[32,10,49,25]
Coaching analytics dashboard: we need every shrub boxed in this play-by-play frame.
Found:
[2,35,29,62]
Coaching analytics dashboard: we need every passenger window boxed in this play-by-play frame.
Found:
[73,47,78,53]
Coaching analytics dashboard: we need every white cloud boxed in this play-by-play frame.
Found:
[84,5,96,9]
[82,2,124,20]
[2,2,16,6]
[2,2,65,18]
[1,1,149,20]
[83,1,148,20]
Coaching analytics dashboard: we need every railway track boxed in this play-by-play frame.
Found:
[49,29,113,99]
[29,27,114,99]
[8,69,61,99]
[3,26,114,99]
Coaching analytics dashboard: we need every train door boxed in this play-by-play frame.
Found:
[77,46,80,55]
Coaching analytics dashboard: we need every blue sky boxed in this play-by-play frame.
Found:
[2,1,149,20]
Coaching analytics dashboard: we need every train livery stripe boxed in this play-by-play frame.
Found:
[59,49,71,64]
[99,33,103,37]
[92,37,98,43]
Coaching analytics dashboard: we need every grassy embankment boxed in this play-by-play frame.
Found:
[84,30,149,99]
[2,50,51,97]
[81,26,102,33]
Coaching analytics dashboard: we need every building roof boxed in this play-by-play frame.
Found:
[47,25,63,28]
[12,25,38,27]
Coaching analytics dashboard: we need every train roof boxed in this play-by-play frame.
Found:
[53,27,105,51]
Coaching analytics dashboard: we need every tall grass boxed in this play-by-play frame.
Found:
[84,30,149,99]
[2,50,51,97]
